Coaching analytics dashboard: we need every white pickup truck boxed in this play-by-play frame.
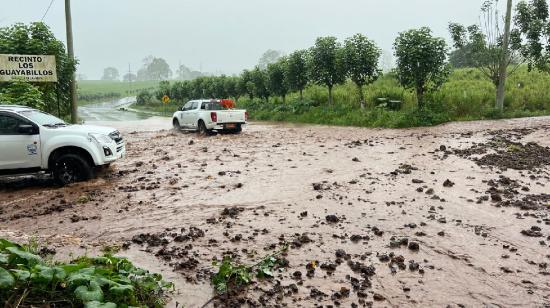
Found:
[0,105,125,185]
[172,99,247,134]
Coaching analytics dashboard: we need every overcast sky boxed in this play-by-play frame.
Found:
[2,0,494,79]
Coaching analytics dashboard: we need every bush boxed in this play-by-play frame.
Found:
[136,90,153,105]
[0,238,173,307]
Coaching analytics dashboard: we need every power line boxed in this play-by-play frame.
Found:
[41,0,55,21]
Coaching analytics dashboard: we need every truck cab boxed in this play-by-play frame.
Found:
[0,105,125,185]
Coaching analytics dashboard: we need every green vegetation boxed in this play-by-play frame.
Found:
[0,22,76,118]
[0,238,173,307]
[237,67,550,128]
[394,27,449,108]
[207,245,288,306]
[77,80,159,105]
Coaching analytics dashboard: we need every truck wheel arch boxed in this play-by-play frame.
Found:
[48,146,95,170]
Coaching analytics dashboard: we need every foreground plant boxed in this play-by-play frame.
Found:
[203,246,289,307]
[0,238,173,307]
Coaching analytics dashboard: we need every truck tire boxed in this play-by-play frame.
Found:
[234,124,242,134]
[198,120,209,135]
[173,118,181,130]
[53,153,95,186]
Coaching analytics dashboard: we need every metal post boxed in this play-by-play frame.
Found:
[65,0,78,123]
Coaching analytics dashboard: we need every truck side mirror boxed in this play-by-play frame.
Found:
[18,124,38,135]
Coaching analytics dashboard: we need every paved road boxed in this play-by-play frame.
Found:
[78,97,153,122]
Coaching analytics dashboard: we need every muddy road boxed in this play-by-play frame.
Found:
[1,117,550,307]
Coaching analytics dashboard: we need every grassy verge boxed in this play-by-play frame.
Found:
[0,238,173,307]
[128,103,178,117]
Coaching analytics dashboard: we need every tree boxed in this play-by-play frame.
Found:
[171,80,191,101]
[155,80,171,100]
[101,67,119,81]
[0,22,77,117]
[343,34,382,109]
[267,58,289,103]
[394,27,449,108]
[286,50,309,100]
[449,0,517,111]
[250,66,269,102]
[258,50,283,70]
[308,36,346,105]
[514,0,550,72]
[224,77,239,100]
[136,56,172,80]
[238,70,254,100]
[0,80,44,110]
[448,44,480,68]
[147,58,172,80]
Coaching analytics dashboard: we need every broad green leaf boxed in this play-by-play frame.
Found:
[0,253,8,264]
[53,266,67,280]
[32,265,54,283]
[0,267,15,289]
[0,239,18,251]
[6,246,42,266]
[75,281,104,302]
[84,301,117,308]
[10,269,31,282]
[110,284,133,295]
[68,272,95,288]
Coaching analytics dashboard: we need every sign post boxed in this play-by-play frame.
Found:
[162,95,170,116]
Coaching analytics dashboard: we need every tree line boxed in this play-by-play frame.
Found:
[145,0,550,114]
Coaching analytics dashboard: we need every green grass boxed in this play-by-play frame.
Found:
[236,66,550,128]
[129,103,178,117]
[77,80,159,106]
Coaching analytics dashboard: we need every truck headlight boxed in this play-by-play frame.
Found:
[89,133,113,144]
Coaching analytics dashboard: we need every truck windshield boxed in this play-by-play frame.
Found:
[18,110,67,126]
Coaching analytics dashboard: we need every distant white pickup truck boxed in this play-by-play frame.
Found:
[172,99,247,134]
[0,105,125,185]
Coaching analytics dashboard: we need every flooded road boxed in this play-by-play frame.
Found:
[79,97,153,122]
[1,116,550,307]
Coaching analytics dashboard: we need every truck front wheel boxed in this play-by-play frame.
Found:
[53,153,94,185]
[173,118,181,130]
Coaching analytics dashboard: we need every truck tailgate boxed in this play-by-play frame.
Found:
[216,110,246,123]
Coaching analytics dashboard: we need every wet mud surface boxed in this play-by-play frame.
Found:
[1,117,550,307]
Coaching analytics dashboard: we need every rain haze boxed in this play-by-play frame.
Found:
[3,0,494,79]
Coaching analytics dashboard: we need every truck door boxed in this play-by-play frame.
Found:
[186,101,199,128]
[179,101,192,127]
[0,113,41,170]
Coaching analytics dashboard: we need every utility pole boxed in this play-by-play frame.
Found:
[65,0,78,123]
[496,0,513,111]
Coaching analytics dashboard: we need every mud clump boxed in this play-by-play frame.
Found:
[455,135,550,171]
[221,207,245,218]
[326,215,340,223]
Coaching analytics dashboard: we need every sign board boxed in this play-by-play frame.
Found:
[162,95,170,104]
[0,54,57,82]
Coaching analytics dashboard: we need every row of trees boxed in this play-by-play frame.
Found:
[151,33,385,109]
[150,0,550,113]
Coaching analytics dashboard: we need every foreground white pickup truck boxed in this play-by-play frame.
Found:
[172,99,247,134]
[0,105,125,185]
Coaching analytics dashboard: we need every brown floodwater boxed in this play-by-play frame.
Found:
[1,117,550,307]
